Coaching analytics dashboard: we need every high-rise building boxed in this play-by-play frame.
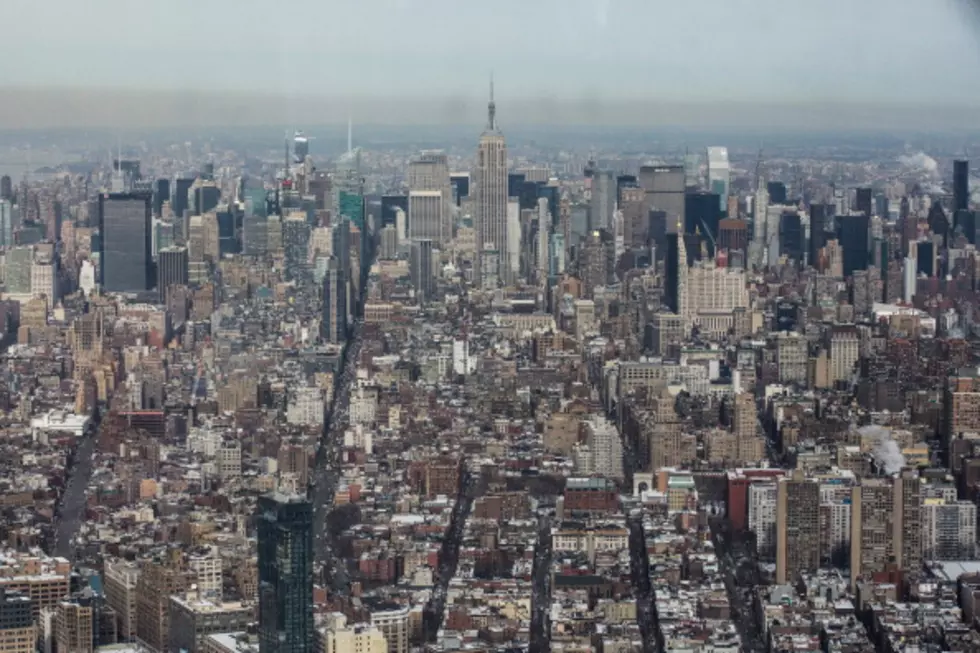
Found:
[169,593,252,653]
[0,200,12,248]
[450,173,470,205]
[748,483,777,560]
[172,178,193,219]
[775,471,821,584]
[855,187,873,218]
[408,151,452,243]
[718,218,748,255]
[370,607,410,653]
[0,590,34,653]
[103,559,139,643]
[706,147,730,211]
[474,80,508,286]
[849,473,921,586]
[0,176,12,202]
[837,214,870,277]
[922,499,977,560]
[409,239,435,305]
[157,246,188,301]
[152,178,170,217]
[954,160,970,213]
[664,230,687,316]
[408,191,443,243]
[380,195,408,229]
[56,599,94,653]
[590,170,616,232]
[321,613,388,653]
[257,493,314,653]
[190,180,221,215]
[283,213,312,282]
[243,214,268,257]
[321,256,347,344]
[135,560,189,653]
[640,166,686,234]
[779,212,804,263]
[767,181,787,205]
[99,192,153,293]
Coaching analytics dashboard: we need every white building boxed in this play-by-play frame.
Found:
[748,483,777,560]
[286,386,325,426]
[187,546,223,601]
[408,190,444,243]
[583,415,624,481]
[216,440,242,481]
[322,613,389,653]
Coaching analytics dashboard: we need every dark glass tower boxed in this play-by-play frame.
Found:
[837,214,870,277]
[767,181,787,205]
[449,174,470,206]
[381,194,408,228]
[664,231,681,313]
[954,160,969,213]
[779,212,804,263]
[153,178,170,217]
[172,178,194,218]
[99,192,153,292]
[684,191,722,252]
[257,493,314,653]
[855,187,873,217]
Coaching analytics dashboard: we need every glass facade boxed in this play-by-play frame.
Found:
[99,193,152,292]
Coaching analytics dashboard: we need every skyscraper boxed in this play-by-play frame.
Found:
[257,493,314,653]
[775,471,820,584]
[408,151,452,243]
[838,214,870,277]
[321,256,347,344]
[706,147,730,212]
[99,192,153,293]
[474,79,508,287]
[954,160,969,213]
[408,191,444,242]
[158,246,189,301]
[590,170,616,232]
[410,239,435,305]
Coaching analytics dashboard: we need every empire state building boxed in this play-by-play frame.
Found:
[474,79,508,287]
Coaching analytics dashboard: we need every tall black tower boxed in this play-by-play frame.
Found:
[257,493,314,653]
[954,160,969,213]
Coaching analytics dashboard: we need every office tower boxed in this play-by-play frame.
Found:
[507,172,525,199]
[549,232,566,276]
[706,147,730,211]
[283,213,312,282]
[293,131,309,162]
[779,212,804,263]
[619,186,647,250]
[916,240,935,277]
[955,160,969,213]
[321,256,347,344]
[338,190,365,232]
[187,214,218,263]
[474,80,508,286]
[684,262,749,337]
[30,251,56,309]
[450,173,470,206]
[639,165,686,233]
[849,474,921,586]
[56,599,94,653]
[855,187,872,217]
[381,195,408,229]
[0,176,11,201]
[243,214,268,257]
[135,561,189,653]
[775,472,820,584]
[0,200,11,247]
[99,192,153,293]
[895,470,922,574]
[158,247,189,301]
[408,191,443,242]
[0,590,34,653]
[408,151,452,242]
[152,179,170,217]
[380,225,398,260]
[190,180,221,215]
[152,218,176,258]
[683,152,700,188]
[685,191,721,253]
[767,181,787,205]
[536,197,550,282]
[216,206,239,255]
[409,239,435,305]
[590,170,616,232]
[837,214,870,277]
[6,248,33,297]
[172,178,194,219]
[664,230,687,315]
[921,499,977,560]
[748,483,777,560]
[718,218,748,254]
[257,493,314,653]
[104,560,139,642]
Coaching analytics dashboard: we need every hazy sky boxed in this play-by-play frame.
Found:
[3,0,980,127]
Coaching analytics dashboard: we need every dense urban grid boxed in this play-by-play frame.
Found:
[3,84,980,653]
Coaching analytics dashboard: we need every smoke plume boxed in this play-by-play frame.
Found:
[859,425,906,475]
[898,152,940,180]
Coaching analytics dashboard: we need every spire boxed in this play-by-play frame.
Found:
[487,73,497,131]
